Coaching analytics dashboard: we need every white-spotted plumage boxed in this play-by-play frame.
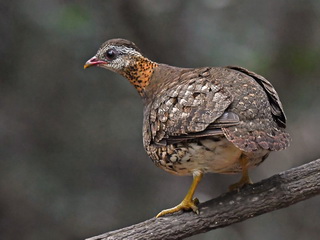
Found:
[154,138,269,176]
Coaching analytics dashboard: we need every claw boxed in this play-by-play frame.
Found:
[156,172,203,218]
[156,198,199,218]
[229,175,253,191]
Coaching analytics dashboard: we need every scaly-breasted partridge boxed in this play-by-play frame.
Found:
[84,38,290,217]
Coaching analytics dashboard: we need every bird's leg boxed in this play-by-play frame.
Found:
[229,155,253,191]
[156,171,203,218]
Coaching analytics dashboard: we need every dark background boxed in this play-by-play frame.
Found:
[1,1,320,239]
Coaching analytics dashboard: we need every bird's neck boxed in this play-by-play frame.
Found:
[121,56,158,96]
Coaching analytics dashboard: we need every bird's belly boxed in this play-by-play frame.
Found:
[148,137,269,176]
[187,139,243,173]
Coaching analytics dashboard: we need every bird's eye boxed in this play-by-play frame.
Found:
[105,49,117,60]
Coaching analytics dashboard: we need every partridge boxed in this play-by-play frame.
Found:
[84,38,290,218]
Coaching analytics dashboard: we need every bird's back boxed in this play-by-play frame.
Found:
[142,64,289,174]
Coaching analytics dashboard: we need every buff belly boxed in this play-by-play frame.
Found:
[149,137,270,176]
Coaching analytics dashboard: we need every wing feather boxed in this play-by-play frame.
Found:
[145,68,234,144]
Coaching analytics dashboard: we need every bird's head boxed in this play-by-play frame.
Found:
[84,38,142,73]
[84,38,158,94]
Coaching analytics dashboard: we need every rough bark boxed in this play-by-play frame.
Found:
[86,159,320,240]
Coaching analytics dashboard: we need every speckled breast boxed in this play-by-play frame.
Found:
[145,137,270,176]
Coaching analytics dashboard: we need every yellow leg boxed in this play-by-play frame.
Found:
[156,172,203,218]
[229,156,253,191]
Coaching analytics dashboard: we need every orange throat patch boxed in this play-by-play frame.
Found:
[122,57,158,95]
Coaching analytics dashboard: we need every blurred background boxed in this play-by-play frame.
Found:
[1,0,320,239]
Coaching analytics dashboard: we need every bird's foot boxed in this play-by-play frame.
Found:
[229,156,253,191]
[229,175,253,191]
[156,172,203,218]
[156,197,200,218]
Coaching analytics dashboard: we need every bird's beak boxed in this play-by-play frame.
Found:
[84,56,107,69]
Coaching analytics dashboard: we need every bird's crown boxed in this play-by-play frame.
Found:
[99,38,141,54]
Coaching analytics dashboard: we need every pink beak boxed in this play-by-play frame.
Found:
[84,56,107,69]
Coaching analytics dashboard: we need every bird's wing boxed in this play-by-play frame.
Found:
[159,112,240,145]
[226,66,287,128]
[145,67,239,145]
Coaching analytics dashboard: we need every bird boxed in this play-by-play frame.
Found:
[84,38,290,218]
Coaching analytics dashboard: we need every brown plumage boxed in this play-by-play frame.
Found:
[84,38,290,217]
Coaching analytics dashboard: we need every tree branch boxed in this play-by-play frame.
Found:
[86,159,320,240]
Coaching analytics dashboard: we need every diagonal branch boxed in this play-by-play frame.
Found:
[86,159,320,240]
